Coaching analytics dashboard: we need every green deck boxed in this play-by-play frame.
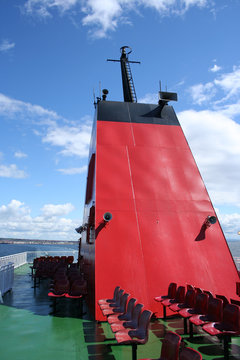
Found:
[1,264,240,360]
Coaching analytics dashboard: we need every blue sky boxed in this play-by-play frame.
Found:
[0,0,240,241]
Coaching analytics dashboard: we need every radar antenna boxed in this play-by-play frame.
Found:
[107,46,140,103]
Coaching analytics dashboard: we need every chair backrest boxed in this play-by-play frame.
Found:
[195,288,203,295]
[114,289,124,306]
[118,298,137,321]
[160,331,181,360]
[230,298,240,306]
[113,286,121,301]
[168,283,177,298]
[207,297,223,321]
[180,347,202,360]
[215,294,229,308]
[187,284,194,291]
[124,303,144,328]
[175,286,185,303]
[222,304,240,331]
[184,289,196,307]
[128,310,153,343]
[194,293,209,314]
[118,293,130,313]
[203,290,214,298]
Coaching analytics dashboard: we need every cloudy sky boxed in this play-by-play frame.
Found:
[0,0,240,241]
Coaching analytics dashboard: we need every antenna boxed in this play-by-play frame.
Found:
[107,46,140,103]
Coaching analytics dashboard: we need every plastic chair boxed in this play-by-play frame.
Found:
[202,303,240,359]
[154,283,177,302]
[114,309,153,360]
[179,347,202,360]
[178,293,209,334]
[100,289,124,310]
[161,286,185,319]
[107,297,137,324]
[189,296,223,338]
[102,292,130,316]
[110,302,143,333]
[98,286,121,306]
[169,289,196,313]
[215,294,229,308]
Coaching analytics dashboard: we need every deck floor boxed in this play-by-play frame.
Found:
[1,264,240,360]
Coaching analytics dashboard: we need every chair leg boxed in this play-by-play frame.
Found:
[163,305,166,319]
[183,318,188,334]
[189,322,194,339]
[223,335,230,360]
[132,343,137,360]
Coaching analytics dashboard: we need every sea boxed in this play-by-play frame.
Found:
[0,243,78,257]
[0,241,240,258]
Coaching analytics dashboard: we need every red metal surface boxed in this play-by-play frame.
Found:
[83,111,239,320]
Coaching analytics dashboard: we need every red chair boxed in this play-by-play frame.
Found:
[137,331,181,360]
[107,297,137,324]
[169,289,196,313]
[189,297,223,339]
[178,293,209,335]
[98,286,121,306]
[114,309,153,360]
[179,347,202,360]
[110,302,143,333]
[102,292,130,316]
[99,289,124,310]
[161,286,185,319]
[154,283,177,303]
[215,294,229,308]
[202,303,240,359]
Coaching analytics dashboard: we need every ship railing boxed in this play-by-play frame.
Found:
[0,262,14,299]
[0,252,27,268]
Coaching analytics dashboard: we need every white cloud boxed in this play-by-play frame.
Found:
[0,164,28,178]
[209,64,221,73]
[0,93,59,123]
[43,123,91,157]
[14,151,28,159]
[0,92,92,158]
[0,200,80,240]
[57,166,87,174]
[189,65,240,107]
[41,203,75,217]
[138,92,158,104]
[178,109,240,209]
[188,82,216,105]
[23,0,212,37]
[0,39,15,53]
[216,210,240,241]
[214,65,240,101]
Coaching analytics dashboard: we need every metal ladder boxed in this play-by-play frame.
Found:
[125,60,137,102]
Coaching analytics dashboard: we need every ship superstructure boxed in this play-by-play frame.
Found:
[79,46,239,320]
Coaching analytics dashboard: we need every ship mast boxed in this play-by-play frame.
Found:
[107,46,140,103]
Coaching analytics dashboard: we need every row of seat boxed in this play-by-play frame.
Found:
[32,255,74,280]
[48,263,87,298]
[98,286,203,360]
[155,282,240,360]
[98,286,152,360]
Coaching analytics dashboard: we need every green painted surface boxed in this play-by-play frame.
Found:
[1,264,240,360]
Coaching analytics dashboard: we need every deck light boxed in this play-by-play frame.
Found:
[205,215,217,227]
[103,212,112,222]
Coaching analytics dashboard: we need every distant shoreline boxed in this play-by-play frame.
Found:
[0,238,78,245]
